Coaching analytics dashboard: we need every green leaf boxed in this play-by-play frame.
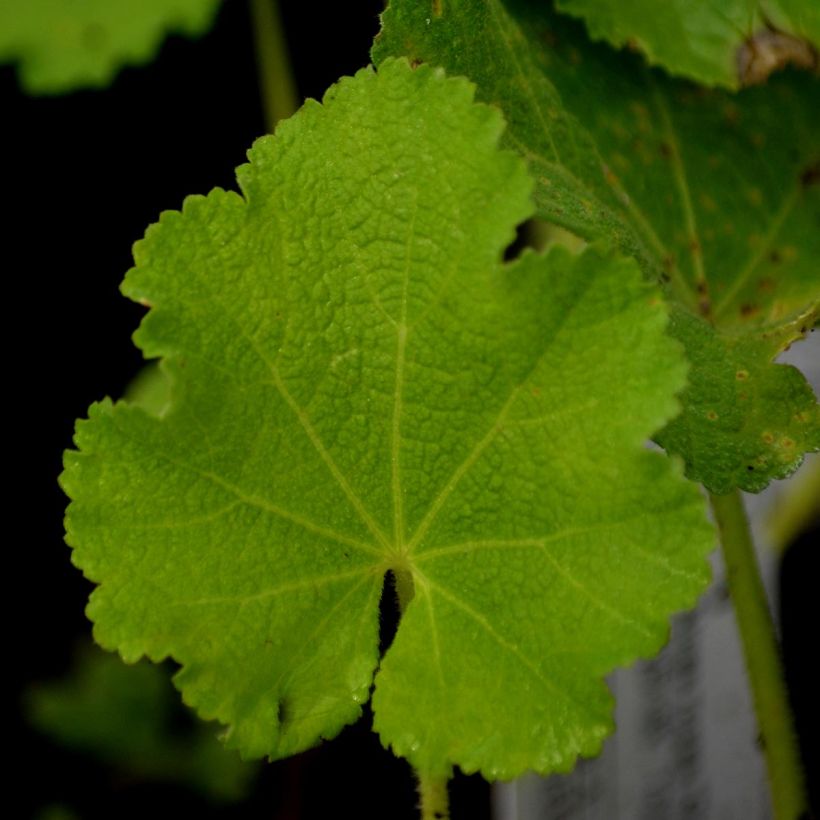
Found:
[0,0,220,94]
[63,58,713,779]
[27,643,255,800]
[554,0,820,89]
[373,0,820,493]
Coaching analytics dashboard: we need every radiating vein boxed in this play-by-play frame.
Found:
[486,0,561,163]
[172,566,372,606]
[270,367,392,551]
[649,75,705,311]
[180,260,393,554]
[712,184,799,320]
[392,193,418,551]
[406,385,522,553]
[427,577,598,720]
[535,541,654,638]
[110,411,380,556]
[406,267,597,553]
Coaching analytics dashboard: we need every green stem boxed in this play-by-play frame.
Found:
[249,0,299,132]
[416,771,450,820]
[710,490,808,820]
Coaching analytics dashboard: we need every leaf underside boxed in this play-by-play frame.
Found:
[0,0,220,94]
[555,0,820,90]
[63,59,713,780]
[374,0,820,493]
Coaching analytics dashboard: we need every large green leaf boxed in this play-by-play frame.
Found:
[374,0,820,493]
[62,59,713,778]
[0,0,220,94]
[555,0,820,89]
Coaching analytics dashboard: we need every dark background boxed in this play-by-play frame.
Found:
[6,0,815,817]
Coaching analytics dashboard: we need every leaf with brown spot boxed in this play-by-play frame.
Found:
[552,0,820,90]
[374,0,820,492]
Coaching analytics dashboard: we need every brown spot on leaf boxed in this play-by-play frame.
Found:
[737,28,818,86]
[800,163,819,187]
[689,238,701,256]
[740,303,759,318]
[659,141,672,159]
[762,432,774,444]
[723,104,740,125]
[768,250,782,264]
[541,30,558,48]
[707,410,718,421]
[736,370,749,381]
[432,0,443,16]
[757,277,774,292]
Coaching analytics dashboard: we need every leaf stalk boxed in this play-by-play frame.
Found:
[710,489,809,820]
[249,0,299,132]
[416,770,450,820]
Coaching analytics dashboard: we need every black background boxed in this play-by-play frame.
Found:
[6,0,815,817]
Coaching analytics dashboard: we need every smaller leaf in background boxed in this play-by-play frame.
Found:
[35,807,80,820]
[554,0,820,89]
[0,0,221,95]
[26,643,256,801]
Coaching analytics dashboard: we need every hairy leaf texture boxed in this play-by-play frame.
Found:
[374,0,820,492]
[63,59,713,778]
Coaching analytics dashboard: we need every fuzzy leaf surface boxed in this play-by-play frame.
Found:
[0,0,220,94]
[555,0,820,89]
[374,0,820,492]
[63,59,712,778]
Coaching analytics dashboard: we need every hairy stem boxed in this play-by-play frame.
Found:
[249,0,299,132]
[710,490,808,820]
[416,771,450,820]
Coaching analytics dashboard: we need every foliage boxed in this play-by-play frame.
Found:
[373,0,820,493]
[555,0,820,89]
[0,0,220,94]
[40,1,819,814]
[27,643,255,800]
[62,58,714,780]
